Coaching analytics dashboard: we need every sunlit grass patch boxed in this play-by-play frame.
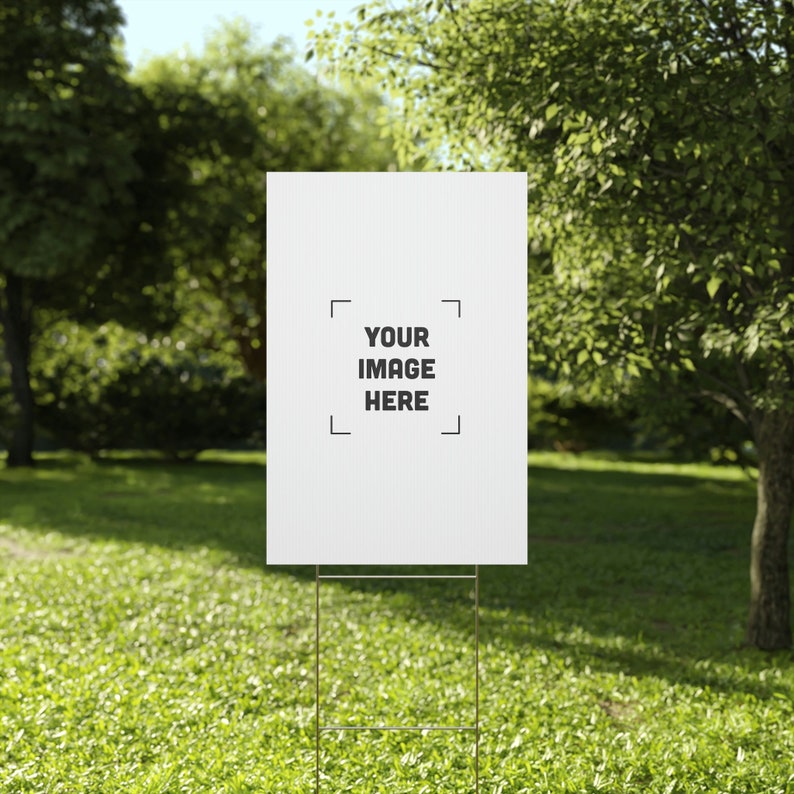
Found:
[0,452,792,792]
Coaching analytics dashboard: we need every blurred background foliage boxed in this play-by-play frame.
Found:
[0,1,764,467]
[527,374,753,467]
[0,6,397,462]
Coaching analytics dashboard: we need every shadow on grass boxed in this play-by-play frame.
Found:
[3,453,791,697]
[1,454,269,564]
[269,462,791,700]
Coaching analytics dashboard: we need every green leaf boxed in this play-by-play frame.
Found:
[706,276,722,299]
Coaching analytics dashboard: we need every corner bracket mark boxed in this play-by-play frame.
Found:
[441,299,461,318]
[330,415,351,435]
[330,299,352,318]
[441,415,461,435]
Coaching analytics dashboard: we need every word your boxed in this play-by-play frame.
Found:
[360,326,435,411]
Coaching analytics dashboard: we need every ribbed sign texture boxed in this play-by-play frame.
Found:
[266,172,527,565]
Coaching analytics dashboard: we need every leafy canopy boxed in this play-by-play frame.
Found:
[135,21,399,380]
[0,0,183,329]
[318,0,794,421]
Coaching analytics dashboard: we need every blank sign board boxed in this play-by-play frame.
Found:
[266,172,527,565]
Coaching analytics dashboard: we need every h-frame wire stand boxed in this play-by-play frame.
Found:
[315,566,480,793]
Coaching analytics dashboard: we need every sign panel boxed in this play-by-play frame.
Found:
[267,173,526,565]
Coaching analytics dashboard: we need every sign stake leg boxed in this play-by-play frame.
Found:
[475,564,480,793]
[314,567,480,791]
[315,564,320,794]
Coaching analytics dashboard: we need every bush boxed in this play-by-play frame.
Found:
[528,374,634,452]
[36,352,265,459]
[630,391,755,467]
[528,372,754,465]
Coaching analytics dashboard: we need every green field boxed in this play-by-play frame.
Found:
[1,452,792,792]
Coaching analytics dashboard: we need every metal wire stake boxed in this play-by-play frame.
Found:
[475,564,480,794]
[315,566,480,791]
[315,564,320,794]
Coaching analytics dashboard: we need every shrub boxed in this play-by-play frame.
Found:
[36,352,265,459]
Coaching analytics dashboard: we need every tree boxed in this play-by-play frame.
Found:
[134,22,399,382]
[0,0,179,465]
[318,0,794,648]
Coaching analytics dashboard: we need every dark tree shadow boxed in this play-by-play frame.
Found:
[3,454,792,699]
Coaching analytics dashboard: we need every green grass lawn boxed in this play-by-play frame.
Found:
[1,451,792,793]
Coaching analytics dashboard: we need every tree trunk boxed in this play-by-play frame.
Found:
[237,328,266,383]
[746,409,794,649]
[0,274,35,467]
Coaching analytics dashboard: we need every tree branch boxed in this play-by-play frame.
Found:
[699,389,751,425]
[698,368,755,413]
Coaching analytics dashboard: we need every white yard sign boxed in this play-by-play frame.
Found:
[267,173,527,565]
